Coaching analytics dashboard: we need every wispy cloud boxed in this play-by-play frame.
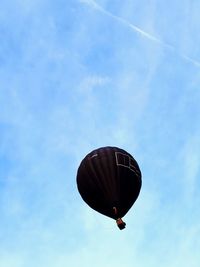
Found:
[79,75,110,93]
[80,0,200,67]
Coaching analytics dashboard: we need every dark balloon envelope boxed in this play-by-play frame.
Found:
[76,146,142,229]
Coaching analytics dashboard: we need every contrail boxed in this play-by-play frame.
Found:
[80,0,200,67]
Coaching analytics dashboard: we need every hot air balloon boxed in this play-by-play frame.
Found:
[76,146,142,230]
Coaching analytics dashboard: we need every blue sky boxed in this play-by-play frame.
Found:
[0,0,200,266]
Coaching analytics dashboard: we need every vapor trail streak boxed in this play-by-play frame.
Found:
[80,0,200,67]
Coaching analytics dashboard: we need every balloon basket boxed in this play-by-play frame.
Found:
[116,218,126,230]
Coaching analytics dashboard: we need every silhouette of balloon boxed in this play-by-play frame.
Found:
[76,146,142,229]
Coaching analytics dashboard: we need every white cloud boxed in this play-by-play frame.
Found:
[79,0,200,68]
[79,75,110,92]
